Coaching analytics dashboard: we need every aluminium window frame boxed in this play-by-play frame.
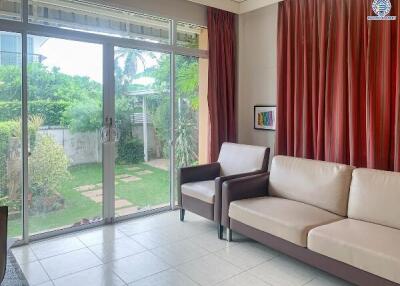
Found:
[1,0,208,245]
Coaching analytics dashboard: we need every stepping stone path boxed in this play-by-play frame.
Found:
[116,174,131,179]
[74,166,162,216]
[135,170,153,176]
[121,176,141,183]
[91,196,103,203]
[81,189,103,198]
[115,199,132,209]
[75,185,97,192]
[127,167,141,171]
[116,206,139,217]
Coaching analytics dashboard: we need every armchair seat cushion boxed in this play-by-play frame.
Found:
[308,219,400,284]
[181,180,215,204]
[229,197,342,247]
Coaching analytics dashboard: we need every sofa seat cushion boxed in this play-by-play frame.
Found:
[308,219,400,284]
[181,180,215,204]
[229,197,343,247]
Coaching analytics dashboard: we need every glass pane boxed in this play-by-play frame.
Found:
[0,0,21,21]
[0,31,22,239]
[174,55,209,205]
[114,47,170,217]
[28,36,103,235]
[177,22,208,50]
[29,0,170,44]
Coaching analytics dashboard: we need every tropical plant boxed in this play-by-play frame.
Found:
[151,55,200,165]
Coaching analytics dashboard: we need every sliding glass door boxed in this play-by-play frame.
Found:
[0,0,208,242]
[114,47,171,217]
[0,31,23,239]
[27,36,104,235]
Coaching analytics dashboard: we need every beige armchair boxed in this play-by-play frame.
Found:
[178,143,270,239]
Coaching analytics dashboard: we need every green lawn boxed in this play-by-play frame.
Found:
[8,162,169,237]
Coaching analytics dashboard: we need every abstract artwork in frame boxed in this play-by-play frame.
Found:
[254,106,276,131]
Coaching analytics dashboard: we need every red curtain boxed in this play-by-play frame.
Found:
[277,0,400,172]
[207,7,237,162]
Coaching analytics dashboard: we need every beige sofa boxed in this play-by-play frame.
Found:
[221,156,400,286]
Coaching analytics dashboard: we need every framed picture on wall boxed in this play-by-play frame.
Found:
[254,106,277,131]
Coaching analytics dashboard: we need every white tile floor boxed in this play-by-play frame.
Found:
[12,211,353,286]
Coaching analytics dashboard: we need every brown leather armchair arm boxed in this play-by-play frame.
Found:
[213,170,266,223]
[177,163,221,207]
[221,173,269,228]
[0,206,8,284]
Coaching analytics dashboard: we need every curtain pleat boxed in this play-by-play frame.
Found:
[207,7,237,162]
[277,0,400,172]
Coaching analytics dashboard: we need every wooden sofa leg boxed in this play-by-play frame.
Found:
[227,228,232,242]
[180,209,185,222]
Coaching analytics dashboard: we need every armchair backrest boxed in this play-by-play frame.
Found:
[217,143,269,176]
[0,206,7,283]
[269,156,354,216]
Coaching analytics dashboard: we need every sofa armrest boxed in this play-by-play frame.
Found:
[177,163,221,206]
[221,173,269,227]
[214,170,266,223]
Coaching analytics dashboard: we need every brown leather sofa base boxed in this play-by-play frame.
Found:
[182,194,214,221]
[230,219,399,286]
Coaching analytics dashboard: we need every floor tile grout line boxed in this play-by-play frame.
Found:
[35,256,53,285]
[171,252,248,286]
[48,258,104,283]
[30,244,88,263]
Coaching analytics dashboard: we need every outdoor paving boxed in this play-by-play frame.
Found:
[145,159,169,171]
[72,164,164,209]
[115,199,133,209]
[135,170,153,176]
[74,185,97,192]
[116,174,131,179]
[81,189,103,199]
[126,167,142,171]
[120,176,141,183]
[91,196,103,203]
[115,206,139,216]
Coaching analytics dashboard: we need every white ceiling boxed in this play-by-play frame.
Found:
[186,0,281,14]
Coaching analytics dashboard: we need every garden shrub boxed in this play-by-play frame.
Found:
[0,120,20,196]
[117,138,144,164]
[0,101,69,126]
[62,98,102,132]
[29,134,70,213]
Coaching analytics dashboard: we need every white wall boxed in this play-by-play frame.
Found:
[87,0,207,26]
[237,4,278,161]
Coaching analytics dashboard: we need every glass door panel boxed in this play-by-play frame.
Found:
[0,31,23,239]
[28,36,103,235]
[114,47,170,217]
[174,55,209,205]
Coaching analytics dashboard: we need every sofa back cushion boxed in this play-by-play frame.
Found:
[348,168,400,230]
[269,156,354,216]
[218,143,268,176]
